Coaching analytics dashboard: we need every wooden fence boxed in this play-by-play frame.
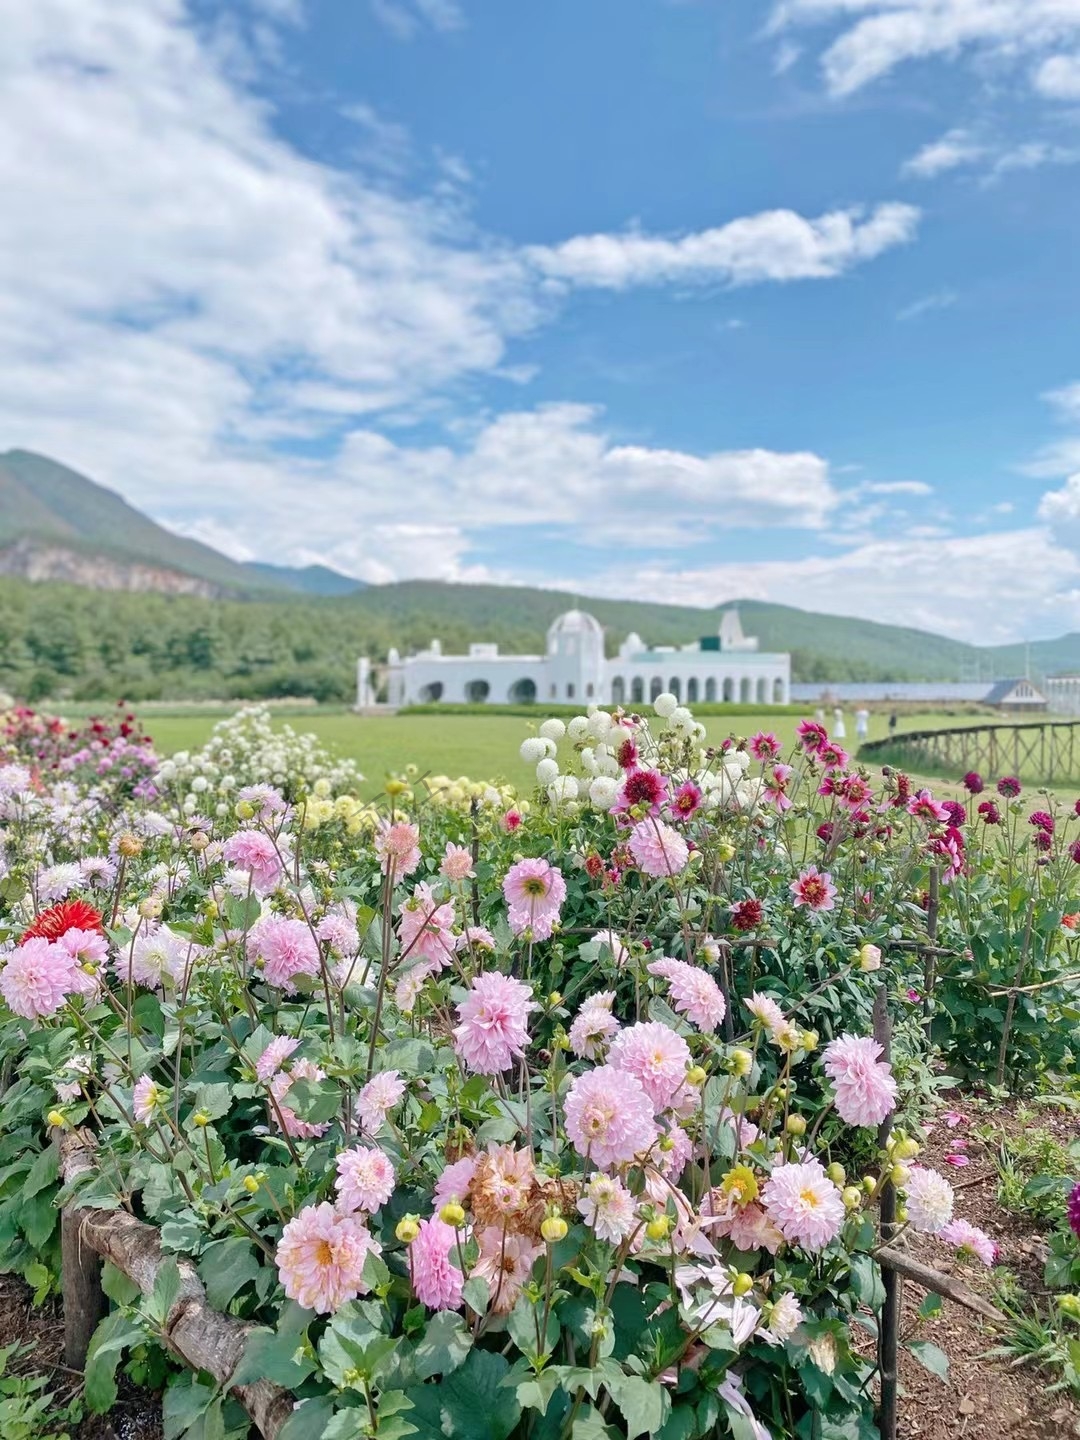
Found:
[860,718,1080,782]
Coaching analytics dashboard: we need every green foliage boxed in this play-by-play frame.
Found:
[0,1342,81,1440]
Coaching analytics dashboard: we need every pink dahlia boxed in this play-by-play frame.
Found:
[0,938,78,1019]
[56,927,108,970]
[748,731,782,761]
[608,1020,692,1112]
[355,1070,406,1135]
[375,821,421,880]
[796,720,828,754]
[276,1202,380,1314]
[410,1217,465,1311]
[577,1174,636,1243]
[433,1156,478,1209]
[745,991,785,1037]
[628,819,689,878]
[568,992,620,1059]
[453,971,536,1075]
[564,1064,658,1168]
[335,1145,396,1214]
[647,957,726,1033]
[247,916,321,994]
[762,1159,845,1252]
[670,781,703,822]
[397,883,457,972]
[255,1034,301,1082]
[132,1075,161,1125]
[822,1034,898,1128]
[940,1219,996,1267]
[221,830,283,895]
[903,1167,954,1234]
[269,1058,331,1139]
[471,1227,542,1314]
[790,866,837,912]
[440,843,475,882]
[764,764,794,812]
[502,858,566,940]
[907,791,950,824]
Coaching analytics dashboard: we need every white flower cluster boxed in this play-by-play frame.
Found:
[156,706,363,818]
[518,697,763,814]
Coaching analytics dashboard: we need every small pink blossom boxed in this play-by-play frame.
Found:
[255,1035,301,1082]
[577,1174,636,1243]
[453,972,536,1074]
[762,1159,845,1252]
[628,819,689,878]
[335,1146,396,1214]
[748,731,782,761]
[764,764,794,811]
[247,916,321,994]
[907,790,950,824]
[0,938,78,1019]
[375,821,421,879]
[410,1218,465,1310]
[471,1227,541,1314]
[276,1202,380,1314]
[822,1034,898,1128]
[397,883,457,973]
[132,1075,160,1125]
[355,1070,406,1135]
[647,956,726,1033]
[940,1219,997,1266]
[440,843,475,882]
[221,830,283,895]
[790,866,837,912]
[433,1157,478,1209]
[502,858,566,939]
[608,1020,692,1112]
[568,991,620,1059]
[564,1064,658,1168]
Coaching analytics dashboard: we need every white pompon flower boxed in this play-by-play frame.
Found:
[567,716,590,741]
[654,693,678,718]
[587,711,613,740]
[589,776,619,809]
[519,738,546,764]
[539,719,566,742]
[548,776,579,806]
[536,758,560,784]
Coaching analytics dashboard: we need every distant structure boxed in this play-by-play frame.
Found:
[357,608,791,708]
[1043,676,1080,716]
[983,678,1048,714]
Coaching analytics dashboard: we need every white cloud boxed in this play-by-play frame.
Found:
[861,480,934,495]
[527,204,919,289]
[370,0,464,40]
[772,1,1080,98]
[580,529,1080,644]
[902,129,985,179]
[1034,52,1080,98]
[896,289,957,322]
[1046,382,1080,423]
[988,140,1080,178]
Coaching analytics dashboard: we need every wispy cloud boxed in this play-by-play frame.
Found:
[370,0,464,41]
[902,129,985,179]
[896,289,957,322]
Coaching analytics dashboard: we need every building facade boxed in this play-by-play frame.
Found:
[357,608,791,708]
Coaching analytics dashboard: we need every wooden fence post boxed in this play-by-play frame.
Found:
[923,866,940,1042]
[874,986,899,1440]
[53,1132,105,1369]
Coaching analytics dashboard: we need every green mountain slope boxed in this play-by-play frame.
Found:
[243,561,366,596]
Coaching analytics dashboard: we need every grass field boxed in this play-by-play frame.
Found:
[124,705,1014,798]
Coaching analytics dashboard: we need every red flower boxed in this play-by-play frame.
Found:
[730,897,763,933]
[20,898,105,944]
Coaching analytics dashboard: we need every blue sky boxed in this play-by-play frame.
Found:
[3,0,1080,642]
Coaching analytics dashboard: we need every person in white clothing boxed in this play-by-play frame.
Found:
[855,707,870,741]
[832,707,846,739]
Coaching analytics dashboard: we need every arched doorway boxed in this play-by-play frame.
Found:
[739,678,751,703]
[631,677,645,703]
[465,679,491,703]
[722,677,734,702]
[650,676,664,702]
[687,677,699,704]
[509,677,537,703]
[611,675,626,704]
[669,677,681,701]
[705,678,717,702]
[756,677,767,704]
[418,681,443,703]
[773,677,785,704]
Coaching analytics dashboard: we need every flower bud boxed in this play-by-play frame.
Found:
[800,1029,819,1053]
[243,1175,260,1194]
[842,1186,863,1211]
[385,779,407,796]
[731,1272,754,1298]
[1058,1294,1080,1321]
[396,1217,421,1244]
[862,1176,877,1194]
[117,832,143,858]
[192,1110,211,1128]
[826,1162,846,1187]
[47,1110,66,1129]
[140,897,163,921]
[190,831,210,852]
[785,1114,807,1137]
[646,1215,672,1242]
[204,899,219,920]
[729,1048,753,1077]
[686,1065,708,1087]
[893,1137,920,1161]
[857,943,882,973]
[717,841,736,863]
[541,1215,568,1243]
[439,1201,466,1228]
[889,1164,909,1187]
[234,800,255,820]
[658,1135,676,1153]
[547,992,563,1007]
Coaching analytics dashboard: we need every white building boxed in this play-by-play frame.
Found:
[357,608,791,708]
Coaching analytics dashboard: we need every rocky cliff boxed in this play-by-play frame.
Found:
[0,538,222,597]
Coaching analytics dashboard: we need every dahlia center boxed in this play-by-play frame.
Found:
[522,877,548,897]
[315,1240,335,1266]
[799,1189,820,1208]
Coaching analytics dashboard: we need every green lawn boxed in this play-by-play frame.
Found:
[134,706,999,797]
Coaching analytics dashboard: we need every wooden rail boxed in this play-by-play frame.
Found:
[860,719,1080,782]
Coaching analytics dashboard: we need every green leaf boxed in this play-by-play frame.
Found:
[232,1305,317,1389]
[605,1375,669,1439]
[102,1259,141,1306]
[284,1076,342,1125]
[407,1349,520,1440]
[849,1254,885,1311]
[17,1188,57,1248]
[163,1374,215,1439]
[514,1368,563,1417]
[199,1238,260,1311]
[917,1293,943,1321]
[85,1310,146,1413]
[146,1257,184,1327]
[413,1310,472,1380]
[570,1406,621,1440]
[908,1340,949,1382]
[192,1083,233,1123]
[277,1397,335,1440]
[22,1144,59,1199]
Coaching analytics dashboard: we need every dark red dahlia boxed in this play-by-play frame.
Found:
[584,853,604,879]
[962,771,984,795]
[1033,831,1052,852]
[617,768,668,813]
[942,801,967,828]
[1068,1182,1080,1239]
[978,800,1002,825]
[21,898,104,943]
[997,776,1022,798]
[1070,839,1080,865]
[616,738,639,770]
[1029,810,1055,834]
[730,897,764,933]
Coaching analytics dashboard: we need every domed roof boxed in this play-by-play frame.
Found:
[547,608,603,639]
